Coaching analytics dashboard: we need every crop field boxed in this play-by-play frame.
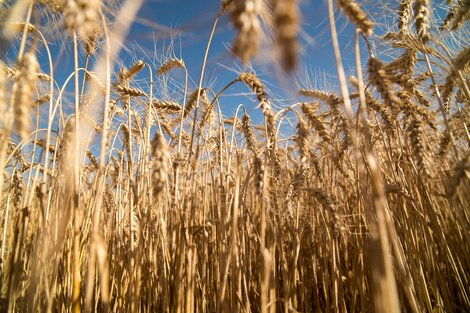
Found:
[0,0,469,312]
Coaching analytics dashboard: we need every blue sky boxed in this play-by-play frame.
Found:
[1,0,390,127]
[119,0,361,119]
[130,0,344,77]
[0,0,462,169]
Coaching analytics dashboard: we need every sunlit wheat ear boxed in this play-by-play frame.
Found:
[450,46,470,79]
[64,0,101,43]
[239,73,267,103]
[295,117,311,164]
[118,60,145,82]
[413,0,430,42]
[220,0,234,12]
[5,22,38,35]
[151,99,182,114]
[384,48,417,77]
[349,76,395,130]
[307,187,336,214]
[300,102,332,144]
[440,0,470,31]
[253,155,264,189]
[6,65,49,82]
[451,0,470,30]
[196,90,215,136]
[239,72,274,129]
[159,115,179,144]
[455,84,468,103]
[241,113,258,156]
[84,29,99,55]
[441,47,470,112]
[336,0,373,35]
[272,0,299,71]
[12,172,24,209]
[437,130,451,157]
[60,116,78,189]
[150,132,169,197]
[224,117,243,132]
[36,72,52,82]
[157,58,185,75]
[398,93,434,126]
[183,89,202,118]
[440,3,457,31]
[407,117,430,178]
[13,51,39,141]
[4,66,16,79]
[382,31,432,54]
[85,150,98,172]
[299,89,341,114]
[230,0,262,64]
[114,84,146,97]
[367,56,402,111]
[445,153,470,198]
[338,115,352,151]
[397,0,412,34]
[121,123,132,158]
[34,94,51,106]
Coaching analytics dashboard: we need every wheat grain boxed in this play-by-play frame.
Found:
[183,89,201,118]
[230,0,262,64]
[336,0,373,35]
[34,94,51,106]
[367,56,402,110]
[445,153,470,198]
[299,89,341,114]
[151,99,182,113]
[397,0,412,34]
[407,117,430,177]
[5,22,37,34]
[450,0,470,30]
[118,61,145,82]
[59,116,78,188]
[384,48,417,77]
[413,0,430,42]
[114,84,146,97]
[300,102,333,143]
[150,132,169,196]
[242,113,258,155]
[272,0,299,71]
[295,117,311,164]
[441,0,470,31]
[239,72,274,129]
[441,47,470,112]
[156,58,185,75]
[349,76,395,129]
[64,0,101,43]
[12,51,39,141]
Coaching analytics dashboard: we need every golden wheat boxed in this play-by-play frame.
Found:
[1,1,469,313]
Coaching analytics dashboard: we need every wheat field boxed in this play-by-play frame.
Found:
[0,0,469,312]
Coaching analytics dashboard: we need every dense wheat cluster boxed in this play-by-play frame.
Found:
[0,0,469,312]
